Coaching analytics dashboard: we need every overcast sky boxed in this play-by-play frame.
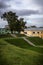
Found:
[0,0,43,28]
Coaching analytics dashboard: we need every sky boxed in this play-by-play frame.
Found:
[0,0,43,28]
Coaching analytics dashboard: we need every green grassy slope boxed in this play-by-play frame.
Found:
[27,37,43,46]
[0,34,13,38]
[5,38,43,54]
[0,39,43,65]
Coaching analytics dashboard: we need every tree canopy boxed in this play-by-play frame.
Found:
[15,18,26,33]
[1,11,26,33]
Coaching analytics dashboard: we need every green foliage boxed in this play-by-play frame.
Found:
[17,18,26,33]
[1,11,26,33]
[1,11,18,33]
[0,34,13,38]
[0,39,43,65]
[27,37,43,46]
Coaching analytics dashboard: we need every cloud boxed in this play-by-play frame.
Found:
[33,0,43,14]
[13,9,39,16]
[0,0,43,27]
[18,15,43,27]
[0,0,10,9]
[0,2,10,9]
[0,0,11,16]
[0,9,40,17]
[0,18,8,28]
[14,0,22,5]
[0,0,43,16]
[33,0,43,6]
[29,18,43,27]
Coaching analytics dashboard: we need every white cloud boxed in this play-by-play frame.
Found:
[0,0,43,27]
[0,18,8,28]
[29,14,43,18]
[9,0,40,10]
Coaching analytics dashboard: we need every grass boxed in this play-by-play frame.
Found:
[0,34,13,38]
[5,38,43,54]
[5,38,30,49]
[0,39,43,65]
[27,37,43,46]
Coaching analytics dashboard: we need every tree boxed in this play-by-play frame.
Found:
[15,18,26,33]
[1,11,26,34]
[30,25,37,28]
[1,11,18,33]
[39,27,43,28]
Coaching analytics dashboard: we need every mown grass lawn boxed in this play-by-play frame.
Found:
[0,39,43,65]
[27,37,43,46]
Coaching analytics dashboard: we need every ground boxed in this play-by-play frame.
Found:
[0,34,43,65]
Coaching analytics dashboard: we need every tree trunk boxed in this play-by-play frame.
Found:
[11,31,13,34]
[11,29,13,34]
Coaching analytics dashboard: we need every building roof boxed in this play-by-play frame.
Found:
[25,28,43,31]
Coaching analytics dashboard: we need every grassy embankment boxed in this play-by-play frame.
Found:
[0,37,43,65]
[27,37,43,46]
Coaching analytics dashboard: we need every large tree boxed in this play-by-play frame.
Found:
[1,11,26,34]
[1,11,18,33]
